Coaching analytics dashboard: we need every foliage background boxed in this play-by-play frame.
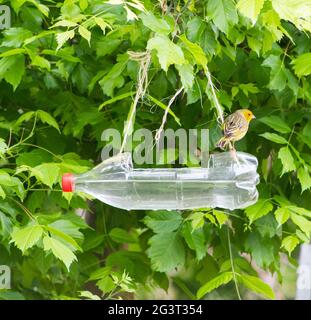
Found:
[0,0,311,300]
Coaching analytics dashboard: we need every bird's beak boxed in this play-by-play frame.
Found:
[252,114,256,119]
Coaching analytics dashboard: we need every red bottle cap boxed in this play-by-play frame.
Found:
[62,173,74,192]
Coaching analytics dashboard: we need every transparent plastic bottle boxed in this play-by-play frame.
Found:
[62,152,259,211]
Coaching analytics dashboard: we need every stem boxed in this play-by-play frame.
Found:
[21,143,63,160]
[227,226,242,300]
[8,197,36,222]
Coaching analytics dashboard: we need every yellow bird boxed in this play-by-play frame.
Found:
[216,109,255,150]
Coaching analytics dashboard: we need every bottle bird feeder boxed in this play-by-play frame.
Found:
[62,151,259,211]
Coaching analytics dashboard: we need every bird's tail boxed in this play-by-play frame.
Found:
[216,137,228,150]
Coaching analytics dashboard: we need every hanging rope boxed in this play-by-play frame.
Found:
[120,51,151,154]
[154,86,184,144]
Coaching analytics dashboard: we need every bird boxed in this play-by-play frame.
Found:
[216,109,255,151]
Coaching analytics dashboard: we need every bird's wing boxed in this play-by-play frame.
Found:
[223,113,247,138]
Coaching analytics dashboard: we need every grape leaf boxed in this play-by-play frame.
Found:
[237,0,265,24]
[43,236,77,270]
[143,211,182,233]
[147,35,185,71]
[197,272,233,299]
[11,225,43,253]
[206,0,238,34]
[147,231,185,272]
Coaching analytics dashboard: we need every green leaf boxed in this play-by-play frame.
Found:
[245,233,275,267]
[287,205,311,219]
[94,17,111,34]
[106,251,149,283]
[46,219,83,247]
[32,163,60,188]
[140,12,172,35]
[197,272,233,299]
[274,207,290,225]
[2,27,32,47]
[278,147,296,175]
[16,149,52,167]
[281,235,300,255]
[292,53,311,77]
[262,55,287,91]
[0,55,25,91]
[204,213,217,225]
[272,0,311,33]
[237,0,265,25]
[11,225,43,253]
[154,272,169,291]
[98,92,134,110]
[259,116,291,134]
[261,9,283,44]
[182,222,206,261]
[0,170,16,186]
[15,111,35,126]
[186,211,206,230]
[147,95,181,125]
[179,35,208,67]
[0,212,12,239]
[43,236,77,270]
[239,83,260,96]
[99,54,128,97]
[0,48,27,58]
[0,186,5,199]
[260,132,288,144]
[297,166,311,192]
[30,55,51,71]
[0,291,25,300]
[245,199,273,224]
[79,291,101,300]
[291,213,311,237]
[147,35,185,72]
[255,214,278,238]
[30,0,50,17]
[89,266,112,281]
[109,228,136,243]
[303,122,311,140]
[206,0,238,34]
[52,20,78,28]
[97,276,115,293]
[237,274,275,299]
[296,229,310,243]
[78,25,91,45]
[45,225,81,251]
[56,30,75,51]
[147,231,185,272]
[0,138,7,157]
[143,211,182,233]
[24,30,56,45]
[247,35,262,56]
[36,110,60,132]
[213,210,229,226]
[175,64,194,90]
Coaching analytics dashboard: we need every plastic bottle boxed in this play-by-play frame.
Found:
[62,152,259,211]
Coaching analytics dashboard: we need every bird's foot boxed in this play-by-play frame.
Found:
[229,148,240,165]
